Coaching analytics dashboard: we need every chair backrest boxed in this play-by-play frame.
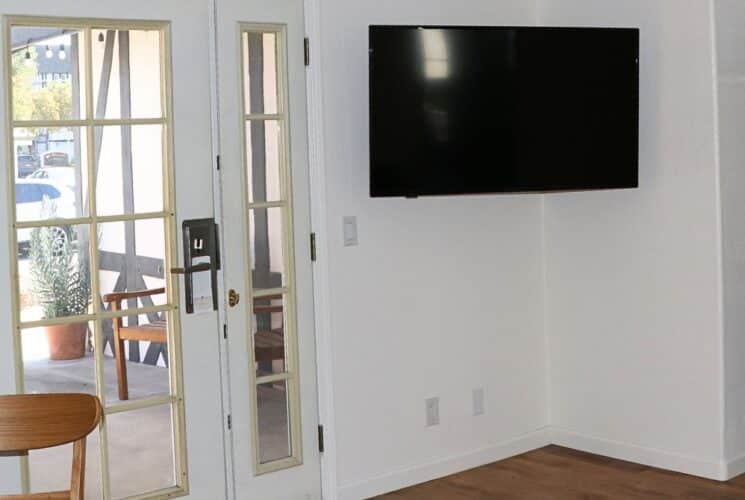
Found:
[0,393,101,500]
[0,393,101,453]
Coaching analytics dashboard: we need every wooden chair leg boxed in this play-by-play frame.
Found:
[113,317,129,401]
[70,437,86,500]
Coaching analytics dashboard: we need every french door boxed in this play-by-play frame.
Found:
[216,0,323,498]
[0,0,322,499]
[0,0,226,498]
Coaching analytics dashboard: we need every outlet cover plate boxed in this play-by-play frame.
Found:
[473,388,485,416]
[425,397,440,427]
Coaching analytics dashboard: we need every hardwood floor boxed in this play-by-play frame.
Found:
[374,446,745,499]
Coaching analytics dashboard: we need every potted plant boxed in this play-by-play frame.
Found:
[29,221,91,360]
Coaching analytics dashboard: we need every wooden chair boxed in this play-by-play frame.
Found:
[103,288,287,400]
[0,393,102,500]
[103,288,167,401]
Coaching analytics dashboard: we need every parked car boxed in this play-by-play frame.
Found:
[28,167,77,191]
[16,179,77,253]
[42,151,71,168]
[16,154,40,178]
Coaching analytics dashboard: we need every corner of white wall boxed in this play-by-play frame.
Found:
[550,427,728,481]
[540,195,552,428]
[539,0,727,484]
[707,0,728,471]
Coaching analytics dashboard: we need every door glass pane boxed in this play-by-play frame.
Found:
[253,294,287,377]
[29,431,101,499]
[107,404,176,498]
[14,127,88,219]
[92,28,163,120]
[249,207,285,290]
[21,321,95,394]
[243,32,279,115]
[18,224,91,323]
[241,26,301,473]
[97,218,170,404]
[246,120,282,203]
[98,219,167,311]
[8,19,181,500]
[95,124,165,216]
[10,26,86,121]
[102,313,171,404]
[23,320,100,498]
[101,313,171,405]
[257,380,291,464]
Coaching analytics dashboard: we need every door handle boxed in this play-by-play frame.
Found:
[228,289,240,307]
[170,263,212,275]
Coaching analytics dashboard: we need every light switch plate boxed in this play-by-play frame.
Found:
[343,216,358,246]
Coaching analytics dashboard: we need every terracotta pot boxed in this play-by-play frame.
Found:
[44,323,88,360]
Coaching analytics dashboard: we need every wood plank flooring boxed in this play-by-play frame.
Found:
[374,445,745,499]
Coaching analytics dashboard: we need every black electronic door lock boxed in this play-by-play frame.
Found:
[171,218,221,314]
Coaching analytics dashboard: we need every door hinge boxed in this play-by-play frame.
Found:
[310,232,317,262]
[318,424,324,453]
[223,324,227,339]
[216,154,221,171]
[227,414,232,430]
[304,37,310,66]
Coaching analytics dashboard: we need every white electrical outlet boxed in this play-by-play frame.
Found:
[473,388,485,416]
[425,397,440,427]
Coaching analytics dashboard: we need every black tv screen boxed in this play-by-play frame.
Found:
[369,26,640,197]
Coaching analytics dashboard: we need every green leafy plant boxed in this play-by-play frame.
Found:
[29,218,91,319]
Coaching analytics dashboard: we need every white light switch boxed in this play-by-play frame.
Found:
[343,216,358,246]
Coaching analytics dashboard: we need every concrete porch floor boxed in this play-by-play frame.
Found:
[17,355,289,499]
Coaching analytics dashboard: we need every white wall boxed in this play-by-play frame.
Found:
[315,1,549,498]
[714,0,745,475]
[540,0,726,479]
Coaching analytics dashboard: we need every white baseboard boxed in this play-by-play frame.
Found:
[336,427,551,500]
[550,427,727,481]
[335,427,735,499]
[726,452,745,480]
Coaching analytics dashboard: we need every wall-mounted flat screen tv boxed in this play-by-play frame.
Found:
[369,26,640,197]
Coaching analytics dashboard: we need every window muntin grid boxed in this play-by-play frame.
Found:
[5,17,187,499]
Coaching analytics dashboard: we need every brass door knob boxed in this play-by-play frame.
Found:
[228,289,240,307]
